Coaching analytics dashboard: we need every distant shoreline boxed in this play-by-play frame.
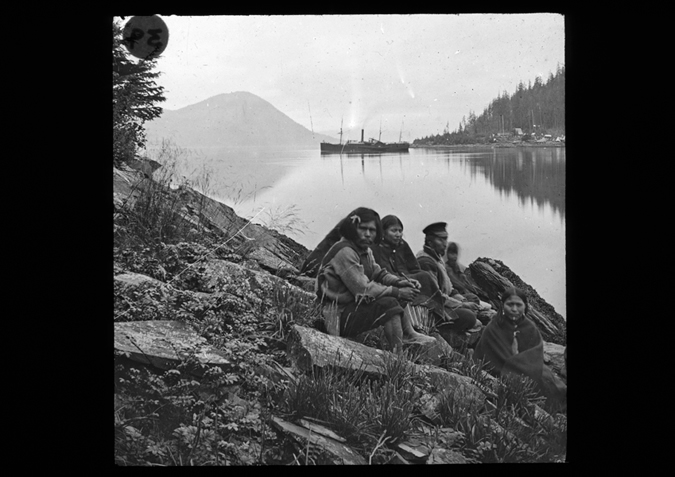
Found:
[410,142,565,149]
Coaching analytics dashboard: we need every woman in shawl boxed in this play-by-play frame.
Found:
[370,215,477,336]
[473,287,566,412]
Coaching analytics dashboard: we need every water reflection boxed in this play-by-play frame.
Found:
[394,147,565,221]
[474,148,565,220]
[446,148,565,220]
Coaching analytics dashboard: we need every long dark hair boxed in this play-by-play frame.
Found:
[338,207,383,244]
[298,223,342,276]
[381,215,403,232]
[499,287,530,315]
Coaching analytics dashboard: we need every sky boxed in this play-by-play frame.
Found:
[117,14,565,143]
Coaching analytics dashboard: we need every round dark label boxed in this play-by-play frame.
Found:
[122,15,169,60]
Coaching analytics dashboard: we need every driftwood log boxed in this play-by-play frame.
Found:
[286,325,486,410]
[468,257,566,345]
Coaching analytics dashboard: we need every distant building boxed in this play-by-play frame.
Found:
[513,128,524,136]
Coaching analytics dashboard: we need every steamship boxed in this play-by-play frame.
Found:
[320,128,409,155]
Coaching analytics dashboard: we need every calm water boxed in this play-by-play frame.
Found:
[150,145,566,318]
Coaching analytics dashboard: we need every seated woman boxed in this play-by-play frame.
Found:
[472,287,567,412]
[370,215,477,337]
[316,207,435,350]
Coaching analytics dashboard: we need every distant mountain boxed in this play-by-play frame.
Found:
[145,91,336,148]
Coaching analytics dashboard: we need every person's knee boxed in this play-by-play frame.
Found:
[379,296,401,309]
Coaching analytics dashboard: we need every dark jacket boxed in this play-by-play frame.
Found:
[369,240,421,277]
[416,245,455,296]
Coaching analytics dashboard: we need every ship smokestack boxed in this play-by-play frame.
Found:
[361,129,364,142]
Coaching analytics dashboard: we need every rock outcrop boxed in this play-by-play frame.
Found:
[113,165,307,275]
[114,320,231,375]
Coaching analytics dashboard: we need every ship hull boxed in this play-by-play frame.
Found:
[320,142,409,154]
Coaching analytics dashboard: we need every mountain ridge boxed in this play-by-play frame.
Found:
[145,91,336,148]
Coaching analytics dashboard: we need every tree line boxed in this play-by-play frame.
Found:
[113,19,165,167]
[414,64,565,145]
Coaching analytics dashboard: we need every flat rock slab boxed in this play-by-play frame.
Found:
[270,415,366,465]
[427,447,468,464]
[114,320,230,372]
[298,418,347,443]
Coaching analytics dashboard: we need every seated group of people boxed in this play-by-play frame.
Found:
[300,206,566,411]
[302,206,488,348]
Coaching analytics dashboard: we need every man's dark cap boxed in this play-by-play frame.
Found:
[423,222,448,238]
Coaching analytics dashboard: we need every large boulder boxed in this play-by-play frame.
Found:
[468,258,566,344]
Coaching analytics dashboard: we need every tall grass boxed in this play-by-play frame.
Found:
[279,349,425,463]
[115,139,204,247]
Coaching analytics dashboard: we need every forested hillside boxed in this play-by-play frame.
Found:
[415,64,565,145]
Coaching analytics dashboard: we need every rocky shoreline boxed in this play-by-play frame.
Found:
[114,162,567,464]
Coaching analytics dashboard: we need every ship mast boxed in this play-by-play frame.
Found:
[308,101,314,138]
[339,117,343,145]
[399,120,404,142]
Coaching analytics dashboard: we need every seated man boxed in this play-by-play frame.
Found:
[316,207,435,350]
[415,222,479,335]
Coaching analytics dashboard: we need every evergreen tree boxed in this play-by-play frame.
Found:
[412,65,564,144]
[113,19,165,166]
